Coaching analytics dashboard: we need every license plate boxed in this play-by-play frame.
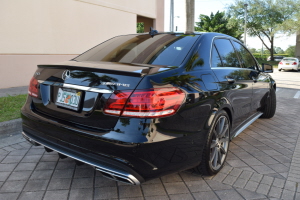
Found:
[286,63,290,65]
[56,88,81,111]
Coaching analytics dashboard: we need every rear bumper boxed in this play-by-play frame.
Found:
[22,129,144,185]
[21,102,207,183]
[279,65,298,70]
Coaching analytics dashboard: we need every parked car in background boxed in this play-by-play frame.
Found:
[267,56,284,61]
[21,31,276,185]
[278,57,300,71]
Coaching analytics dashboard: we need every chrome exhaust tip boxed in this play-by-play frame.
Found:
[95,167,139,185]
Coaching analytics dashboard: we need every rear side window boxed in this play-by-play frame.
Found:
[211,45,223,67]
[214,39,240,67]
[74,34,200,66]
[233,41,257,70]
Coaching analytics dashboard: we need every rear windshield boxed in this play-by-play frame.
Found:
[283,58,297,61]
[74,34,200,66]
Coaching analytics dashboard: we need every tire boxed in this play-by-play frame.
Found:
[194,110,230,175]
[278,69,282,71]
[260,88,276,118]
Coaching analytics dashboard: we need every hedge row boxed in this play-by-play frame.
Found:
[252,53,289,60]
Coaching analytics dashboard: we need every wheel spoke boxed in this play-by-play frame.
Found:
[220,124,228,138]
[217,148,222,165]
[210,147,216,162]
[218,118,225,136]
[210,140,217,149]
[213,130,218,138]
[216,120,220,134]
[213,149,218,167]
[220,146,226,154]
[219,137,228,143]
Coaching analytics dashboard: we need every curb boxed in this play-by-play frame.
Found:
[0,118,22,137]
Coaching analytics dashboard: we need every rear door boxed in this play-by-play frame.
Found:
[211,38,253,130]
[231,41,270,114]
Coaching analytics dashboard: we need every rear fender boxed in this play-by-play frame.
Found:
[206,97,233,137]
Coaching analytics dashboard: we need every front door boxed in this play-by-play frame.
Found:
[231,41,270,115]
[211,38,253,131]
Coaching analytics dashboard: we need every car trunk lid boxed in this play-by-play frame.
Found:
[31,61,175,131]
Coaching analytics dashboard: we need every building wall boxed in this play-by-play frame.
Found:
[0,0,164,88]
[155,0,165,31]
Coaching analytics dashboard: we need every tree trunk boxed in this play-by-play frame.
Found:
[270,36,274,61]
[185,0,195,34]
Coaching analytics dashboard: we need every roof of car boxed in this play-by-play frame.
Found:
[157,31,233,36]
[154,31,239,41]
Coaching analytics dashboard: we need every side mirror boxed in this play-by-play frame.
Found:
[261,63,273,73]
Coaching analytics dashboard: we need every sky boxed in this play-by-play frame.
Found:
[164,0,296,51]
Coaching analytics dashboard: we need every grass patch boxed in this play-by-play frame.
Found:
[0,94,27,122]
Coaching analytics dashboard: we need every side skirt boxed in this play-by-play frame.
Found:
[231,112,263,139]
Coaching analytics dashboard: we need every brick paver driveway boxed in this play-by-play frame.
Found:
[0,69,299,200]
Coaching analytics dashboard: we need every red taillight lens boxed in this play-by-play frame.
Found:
[104,91,132,115]
[279,62,283,65]
[104,88,185,118]
[28,77,39,97]
[292,62,297,65]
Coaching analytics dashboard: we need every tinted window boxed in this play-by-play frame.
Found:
[74,34,200,66]
[214,39,240,67]
[211,45,223,67]
[233,41,257,70]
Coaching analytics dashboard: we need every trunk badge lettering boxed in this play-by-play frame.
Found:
[101,82,130,87]
[62,70,71,80]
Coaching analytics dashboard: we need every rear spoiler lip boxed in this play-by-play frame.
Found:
[37,64,144,78]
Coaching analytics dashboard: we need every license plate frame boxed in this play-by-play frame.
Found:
[55,88,82,111]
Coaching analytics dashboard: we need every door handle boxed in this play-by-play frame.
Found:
[226,76,235,84]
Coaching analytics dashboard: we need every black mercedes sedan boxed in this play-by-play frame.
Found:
[21,31,276,185]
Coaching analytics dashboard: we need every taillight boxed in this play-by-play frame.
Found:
[104,88,185,118]
[279,62,283,65]
[28,77,39,97]
[292,62,297,65]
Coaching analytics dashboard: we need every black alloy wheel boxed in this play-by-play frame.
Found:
[209,115,230,171]
[195,110,230,175]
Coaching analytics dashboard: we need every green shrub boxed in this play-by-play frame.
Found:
[252,53,289,61]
